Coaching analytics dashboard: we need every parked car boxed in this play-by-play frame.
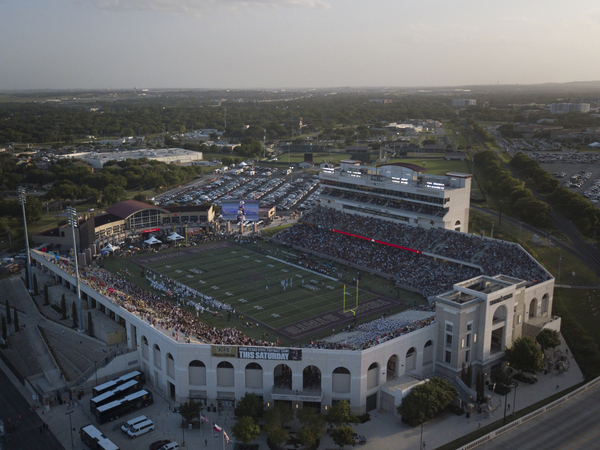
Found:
[352,433,367,445]
[149,440,171,450]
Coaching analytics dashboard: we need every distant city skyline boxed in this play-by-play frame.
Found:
[2,0,600,90]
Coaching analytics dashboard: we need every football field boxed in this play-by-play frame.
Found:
[131,242,400,340]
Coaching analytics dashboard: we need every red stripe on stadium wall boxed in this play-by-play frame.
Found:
[331,229,422,254]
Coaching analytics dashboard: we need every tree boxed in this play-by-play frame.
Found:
[466,364,473,389]
[2,315,6,341]
[231,416,260,444]
[264,403,293,445]
[102,185,126,205]
[5,301,11,325]
[179,399,203,424]
[537,328,560,352]
[475,370,485,402]
[505,336,545,374]
[329,425,354,450]
[296,407,325,447]
[61,294,67,319]
[13,307,19,332]
[234,392,264,420]
[88,311,94,337]
[71,302,78,328]
[398,378,458,426]
[326,400,358,429]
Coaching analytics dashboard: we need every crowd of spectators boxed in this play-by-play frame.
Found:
[276,206,549,296]
[42,253,273,347]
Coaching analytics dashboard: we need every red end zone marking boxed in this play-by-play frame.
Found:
[331,229,422,254]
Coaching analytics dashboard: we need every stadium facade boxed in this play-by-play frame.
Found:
[30,246,558,414]
[319,161,472,232]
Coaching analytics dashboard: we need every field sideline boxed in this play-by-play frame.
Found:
[128,241,405,340]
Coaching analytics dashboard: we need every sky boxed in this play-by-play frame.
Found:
[1,0,600,90]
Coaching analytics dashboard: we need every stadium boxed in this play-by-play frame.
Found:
[28,163,559,414]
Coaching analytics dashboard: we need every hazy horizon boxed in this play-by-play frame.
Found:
[2,0,600,91]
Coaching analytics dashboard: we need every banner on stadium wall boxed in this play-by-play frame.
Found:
[211,346,237,358]
[237,347,302,361]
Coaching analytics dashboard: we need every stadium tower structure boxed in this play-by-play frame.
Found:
[319,160,472,232]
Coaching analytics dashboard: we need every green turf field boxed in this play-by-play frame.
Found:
[136,243,378,333]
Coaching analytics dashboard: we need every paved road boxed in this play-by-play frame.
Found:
[477,381,600,450]
[0,366,63,450]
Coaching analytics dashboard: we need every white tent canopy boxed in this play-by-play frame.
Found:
[588,141,600,148]
[167,232,184,241]
[101,243,119,252]
[144,236,162,245]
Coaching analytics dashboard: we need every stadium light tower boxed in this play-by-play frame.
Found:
[17,187,34,293]
[67,206,84,332]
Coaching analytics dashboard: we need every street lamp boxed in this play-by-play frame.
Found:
[420,419,424,450]
[17,187,33,293]
[512,380,519,416]
[66,410,74,448]
[67,206,84,332]
[503,380,519,425]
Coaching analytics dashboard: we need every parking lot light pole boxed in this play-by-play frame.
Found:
[17,187,33,293]
[512,381,518,416]
[67,207,84,332]
[66,410,74,448]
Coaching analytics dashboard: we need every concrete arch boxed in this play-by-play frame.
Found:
[541,293,550,315]
[529,298,538,318]
[153,343,162,369]
[217,361,234,387]
[406,347,416,372]
[274,364,292,391]
[166,353,175,378]
[493,304,508,322]
[188,360,206,385]
[423,340,434,365]
[245,362,263,389]
[141,335,149,360]
[386,355,398,382]
[332,367,351,393]
[367,362,379,389]
[303,365,321,391]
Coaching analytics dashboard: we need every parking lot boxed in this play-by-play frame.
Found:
[524,151,600,207]
[156,165,322,216]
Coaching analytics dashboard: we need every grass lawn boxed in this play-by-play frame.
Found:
[100,241,418,344]
[558,288,600,344]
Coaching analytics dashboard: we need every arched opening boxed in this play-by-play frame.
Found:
[386,355,398,382]
[153,344,162,369]
[332,367,351,393]
[423,340,434,365]
[493,305,508,323]
[491,305,508,354]
[367,362,379,389]
[406,347,416,372]
[141,336,149,360]
[245,362,263,389]
[302,365,321,392]
[217,361,234,387]
[541,294,549,315]
[274,364,292,391]
[529,298,538,318]
[189,360,206,385]
[455,220,461,231]
[166,353,175,378]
